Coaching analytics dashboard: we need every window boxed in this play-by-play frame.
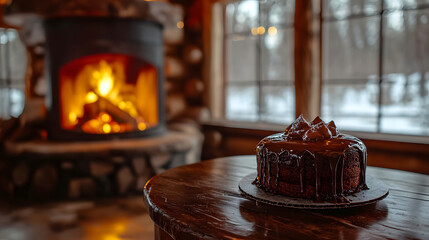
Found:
[223,0,296,124]
[213,0,429,136]
[0,28,26,120]
[322,0,429,135]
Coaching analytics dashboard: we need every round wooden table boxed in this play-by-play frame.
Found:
[143,155,429,240]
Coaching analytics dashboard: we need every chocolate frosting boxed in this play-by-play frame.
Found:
[285,114,339,141]
[256,115,368,202]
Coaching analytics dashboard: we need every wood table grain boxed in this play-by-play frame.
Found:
[143,155,429,240]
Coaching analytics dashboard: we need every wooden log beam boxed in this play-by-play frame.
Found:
[294,0,320,120]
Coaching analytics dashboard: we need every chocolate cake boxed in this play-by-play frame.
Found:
[255,115,368,202]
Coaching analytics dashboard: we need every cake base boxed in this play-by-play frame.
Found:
[239,173,388,209]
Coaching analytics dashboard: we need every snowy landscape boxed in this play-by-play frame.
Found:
[225,0,429,136]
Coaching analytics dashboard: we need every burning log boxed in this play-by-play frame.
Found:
[79,95,138,133]
[82,96,137,126]
[101,97,138,127]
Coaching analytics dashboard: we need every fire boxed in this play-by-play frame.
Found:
[81,112,118,134]
[95,61,115,97]
[59,54,158,135]
[102,123,112,133]
[112,123,121,133]
[69,112,78,124]
[86,92,98,103]
[101,113,111,122]
[138,122,147,131]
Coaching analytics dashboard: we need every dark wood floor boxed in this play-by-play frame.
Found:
[0,197,154,240]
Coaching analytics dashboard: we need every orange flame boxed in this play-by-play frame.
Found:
[59,54,158,134]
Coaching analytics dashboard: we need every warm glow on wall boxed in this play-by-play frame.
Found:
[103,235,120,240]
[0,0,11,5]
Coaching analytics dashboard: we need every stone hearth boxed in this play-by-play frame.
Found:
[1,124,203,201]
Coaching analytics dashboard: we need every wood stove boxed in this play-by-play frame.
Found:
[44,17,165,140]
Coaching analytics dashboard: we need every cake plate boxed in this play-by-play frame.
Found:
[239,173,389,209]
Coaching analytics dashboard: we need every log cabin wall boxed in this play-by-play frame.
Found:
[0,0,207,201]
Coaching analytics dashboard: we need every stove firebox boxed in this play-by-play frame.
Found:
[45,17,165,140]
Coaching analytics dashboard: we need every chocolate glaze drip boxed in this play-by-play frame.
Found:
[267,152,274,189]
[275,159,280,191]
[314,154,322,199]
[299,150,313,194]
[356,147,369,191]
[254,116,368,202]
[297,155,304,193]
[260,148,267,186]
[339,153,345,196]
